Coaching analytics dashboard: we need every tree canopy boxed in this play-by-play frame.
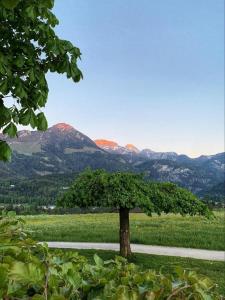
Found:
[58,169,210,217]
[0,0,82,161]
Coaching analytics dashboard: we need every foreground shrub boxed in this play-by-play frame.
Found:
[0,212,222,299]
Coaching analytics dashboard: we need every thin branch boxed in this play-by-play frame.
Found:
[167,285,191,300]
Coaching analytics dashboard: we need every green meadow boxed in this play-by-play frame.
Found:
[25,211,224,250]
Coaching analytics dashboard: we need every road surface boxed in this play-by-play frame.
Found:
[45,242,225,261]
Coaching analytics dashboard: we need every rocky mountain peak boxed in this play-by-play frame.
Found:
[95,139,119,149]
[51,123,75,132]
[17,130,31,138]
[125,144,140,153]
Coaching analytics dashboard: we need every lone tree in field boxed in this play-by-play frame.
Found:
[58,169,211,257]
[0,0,82,161]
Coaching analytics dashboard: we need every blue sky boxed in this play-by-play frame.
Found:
[45,0,224,157]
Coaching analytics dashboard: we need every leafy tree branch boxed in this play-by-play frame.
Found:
[0,0,82,161]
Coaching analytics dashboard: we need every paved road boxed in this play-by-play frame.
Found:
[46,242,225,261]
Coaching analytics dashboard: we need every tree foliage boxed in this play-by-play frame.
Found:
[0,211,221,299]
[0,0,82,161]
[58,169,211,217]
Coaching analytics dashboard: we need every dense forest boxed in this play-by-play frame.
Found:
[0,173,76,205]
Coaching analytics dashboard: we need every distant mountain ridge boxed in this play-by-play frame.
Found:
[95,139,140,155]
[94,139,186,160]
[0,123,224,201]
[94,138,222,164]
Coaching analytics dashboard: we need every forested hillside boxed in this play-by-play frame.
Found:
[0,124,224,205]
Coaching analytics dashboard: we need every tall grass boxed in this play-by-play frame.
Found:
[25,211,224,250]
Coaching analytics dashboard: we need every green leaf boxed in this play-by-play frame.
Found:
[14,79,27,99]
[67,270,81,288]
[1,0,20,9]
[0,140,12,161]
[36,112,48,131]
[28,68,36,82]
[3,122,17,138]
[18,108,37,128]
[0,105,11,126]
[93,254,104,267]
[39,0,54,9]
[0,62,7,75]
[25,6,35,19]
[29,110,37,129]
[37,93,47,107]
[15,55,25,68]
[0,79,9,94]
[19,109,31,126]
[9,262,44,284]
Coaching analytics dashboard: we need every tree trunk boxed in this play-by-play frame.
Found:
[119,207,131,257]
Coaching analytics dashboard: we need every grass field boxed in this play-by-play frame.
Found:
[72,250,225,294]
[25,211,225,250]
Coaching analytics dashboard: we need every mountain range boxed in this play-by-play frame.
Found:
[0,123,224,203]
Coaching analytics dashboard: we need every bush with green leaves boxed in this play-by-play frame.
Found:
[0,211,221,299]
